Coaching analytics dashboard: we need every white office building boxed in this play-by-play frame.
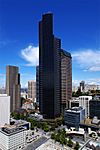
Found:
[79,96,92,118]
[0,94,10,127]
[0,125,27,150]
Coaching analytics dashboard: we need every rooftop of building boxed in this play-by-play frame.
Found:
[91,95,100,101]
[10,118,30,126]
[80,117,100,128]
[65,106,84,113]
[28,80,36,83]
[0,94,9,97]
[0,125,26,136]
[61,49,72,58]
[79,95,92,98]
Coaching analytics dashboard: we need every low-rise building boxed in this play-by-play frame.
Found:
[29,113,43,121]
[10,118,31,130]
[22,101,35,110]
[0,125,27,150]
[64,107,85,129]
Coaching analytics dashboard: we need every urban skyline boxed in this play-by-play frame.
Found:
[0,1,100,150]
[0,0,100,88]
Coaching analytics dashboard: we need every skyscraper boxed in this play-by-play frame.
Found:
[80,81,85,93]
[6,66,21,112]
[61,49,72,112]
[36,66,39,104]
[28,80,36,101]
[39,13,61,119]
[0,94,10,126]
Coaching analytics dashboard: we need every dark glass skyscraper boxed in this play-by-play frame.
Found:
[39,13,61,119]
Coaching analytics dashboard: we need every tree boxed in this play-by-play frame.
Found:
[67,138,73,147]
[51,133,55,139]
[60,135,65,145]
[74,142,80,150]
[62,128,66,136]
[51,129,68,146]
[12,112,20,120]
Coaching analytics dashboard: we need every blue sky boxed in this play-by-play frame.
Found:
[0,0,100,88]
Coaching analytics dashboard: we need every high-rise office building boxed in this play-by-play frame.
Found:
[79,96,92,118]
[89,98,100,119]
[39,13,61,119]
[36,66,39,104]
[80,81,85,93]
[28,80,36,101]
[6,66,21,112]
[61,49,72,112]
[0,94,10,127]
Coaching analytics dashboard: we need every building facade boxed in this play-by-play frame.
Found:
[79,96,92,118]
[39,13,61,119]
[6,66,21,112]
[89,99,100,119]
[0,126,26,150]
[80,81,85,93]
[28,80,36,101]
[36,66,39,104]
[64,107,85,128]
[61,49,72,112]
[0,94,10,127]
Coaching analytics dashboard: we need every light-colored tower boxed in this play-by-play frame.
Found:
[0,94,10,126]
[79,96,92,118]
[6,66,21,112]
[28,80,36,101]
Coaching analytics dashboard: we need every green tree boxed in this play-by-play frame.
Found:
[74,142,80,150]
[67,138,73,147]
[51,133,55,139]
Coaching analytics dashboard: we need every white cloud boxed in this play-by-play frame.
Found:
[72,49,100,71]
[21,45,39,66]
[86,78,100,85]
[0,74,5,77]
[72,80,81,86]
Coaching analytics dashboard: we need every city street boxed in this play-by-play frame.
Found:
[23,136,48,150]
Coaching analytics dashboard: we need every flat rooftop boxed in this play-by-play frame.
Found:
[0,125,26,136]
[65,107,84,113]
[0,94,8,97]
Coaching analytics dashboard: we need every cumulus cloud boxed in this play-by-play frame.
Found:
[86,78,100,85]
[21,45,39,66]
[72,49,100,71]
[0,74,5,77]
